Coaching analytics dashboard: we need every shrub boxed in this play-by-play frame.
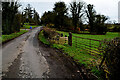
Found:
[112,26,120,32]
[43,27,59,39]
[96,24,108,35]
[102,37,120,80]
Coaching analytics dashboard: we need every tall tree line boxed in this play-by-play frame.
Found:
[41,1,108,34]
[70,1,85,32]
[53,2,68,30]
[86,4,108,34]
[2,1,21,34]
[23,4,40,25]
[2,2,40,35]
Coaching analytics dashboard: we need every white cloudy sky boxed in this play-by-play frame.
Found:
[19,0,120,23]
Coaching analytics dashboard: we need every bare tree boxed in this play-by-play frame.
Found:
[70,1,85,32]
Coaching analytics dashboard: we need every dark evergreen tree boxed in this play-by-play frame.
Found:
[41,11,55,26]
[53,1,68,30]
[2,1,21,34]
[33,9,40,25]
[23,4,33,23]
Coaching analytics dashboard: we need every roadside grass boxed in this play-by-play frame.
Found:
[1,30,28,43]
[38,30,50,45]
[0,24,39,44]
[38,30,119,79]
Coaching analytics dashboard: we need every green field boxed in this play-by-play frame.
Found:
[1,30,28,43]
[55,31,119,62]
[0,24,39,44]
[58,31,119,55]
[38,30,119,78]
[57,31,119,40]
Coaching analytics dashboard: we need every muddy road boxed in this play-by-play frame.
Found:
[2,27,83,79]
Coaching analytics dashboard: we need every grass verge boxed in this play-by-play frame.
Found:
[1,30,28,44]
[38,30,102,78]
[38,30,50,45]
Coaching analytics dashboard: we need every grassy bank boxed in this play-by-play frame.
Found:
[55,31,119,77]
[38,30,100,76]
[1,30,28,44]
[38,29,119,79]
[38,30,50,45]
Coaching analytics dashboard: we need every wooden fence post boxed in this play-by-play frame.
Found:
[68,32,72,46]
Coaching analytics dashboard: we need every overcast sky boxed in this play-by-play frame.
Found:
[19,0,120,23]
